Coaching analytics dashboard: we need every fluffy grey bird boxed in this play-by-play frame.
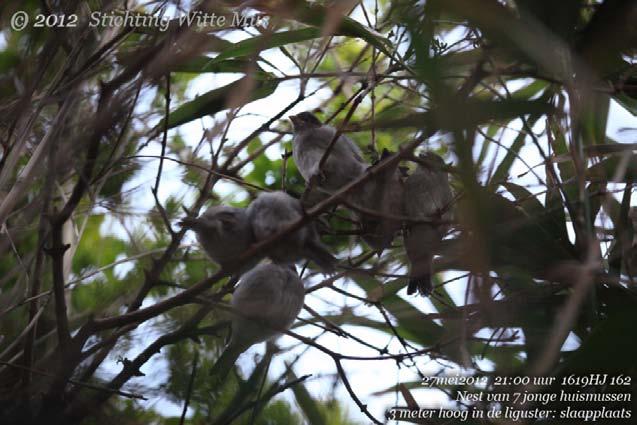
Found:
[180,205,256,272]
[290,112,366,194]
[403,152,453,296]
[209,263,305,382]
[290,113,404,250]
[247,191,337,272]
[354,149,405,251]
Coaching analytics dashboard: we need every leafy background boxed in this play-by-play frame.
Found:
[0,0,636,424]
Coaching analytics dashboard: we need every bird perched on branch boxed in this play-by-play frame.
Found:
[247,191,337,272]
[290,112,404,250]
[403,152,453,296]
[289,112,366,196]
[180,205,256,272]
[209,262,305,383]
[354,149,405,251]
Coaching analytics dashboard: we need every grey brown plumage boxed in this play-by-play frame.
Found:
[290,113,404,251]
[209,263,305,383]
[180,205,256,273]
[354,149,405,251]
[290,112,366,197]
[403,153,453,296]
[247,191,337,272]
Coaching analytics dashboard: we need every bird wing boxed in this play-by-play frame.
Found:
[405,166,453,219]
[232,267,303,333]
[340,133,364,163]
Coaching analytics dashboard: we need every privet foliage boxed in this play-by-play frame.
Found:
[0,0,636,424]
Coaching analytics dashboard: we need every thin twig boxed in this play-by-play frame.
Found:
[179,350,199,425]
[221,374,312,424]
[335,359,381,424]
[151,74,174,236]
[0,361,147,400]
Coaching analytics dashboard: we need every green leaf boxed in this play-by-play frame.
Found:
[284,2,394,57]
[169,57,252,73]
[549,119,576,182]
[360,99,553,131]
[515,0,583,42]
[502,180,574,256]
[211,348,277,423]
[585,182,603,231]
[366,277,406,302]
[587,154,637,182]
[581,92,610,146]
[476,126,495,167]
[585,142,637,156]
[489,131,527,185]
[613,93,637,116]
[209,28,323,64]
[479,296,564,329]
[544,184,570,248]
[489,87,548,185]
[510,79,549,100]
[608,184,632,277]
[440,0,570,80]
[461,190,575,276]
[0,50,20,74]
[560,307,637,374]
[288,369,326,425]
[502,182,544,216]
[206,5,394,64]
[73,215,126,276]
[434,48,484,69]
[161,74,278,130]
[351,274,445,345]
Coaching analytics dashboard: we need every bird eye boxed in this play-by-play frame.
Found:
[215,212,237,226]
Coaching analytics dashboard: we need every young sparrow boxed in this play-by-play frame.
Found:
[403,153,453,296]
[247,191,336,272]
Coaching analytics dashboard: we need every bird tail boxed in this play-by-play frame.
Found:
[407,274,432,296]
[208,344,245,388]
[305,241,337,273]
[407,252,434,296]
[404,224,438,297]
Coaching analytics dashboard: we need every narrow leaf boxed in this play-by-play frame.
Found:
[288,369,326,425]
[354,99,553,131]
[613,93,637,116]
[209,28,322,64]
[170,57,252,73]
[587,154,637,182]
[161,75,278,130]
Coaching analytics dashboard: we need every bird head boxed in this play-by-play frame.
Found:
[289,112,322,132]
[184,206,242,234]
[419,152,447,171]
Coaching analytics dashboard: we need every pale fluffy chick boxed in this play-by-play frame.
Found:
[247,191,336,272]
[209,263,305,383]
[180,205,256,272]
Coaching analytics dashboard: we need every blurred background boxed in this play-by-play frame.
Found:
[0,0,636,424]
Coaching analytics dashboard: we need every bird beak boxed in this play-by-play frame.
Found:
[289,114,300,130]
